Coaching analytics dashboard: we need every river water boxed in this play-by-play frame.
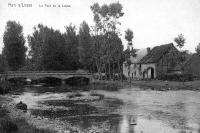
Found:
[12,85,200,133]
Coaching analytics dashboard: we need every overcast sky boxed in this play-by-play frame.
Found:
[0,0,200,53]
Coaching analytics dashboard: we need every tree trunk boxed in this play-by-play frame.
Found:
[108,61,111,80]
[105,63,108,80]
[118,61,120,81]
[112,62,115,80]
[96,60,102,80]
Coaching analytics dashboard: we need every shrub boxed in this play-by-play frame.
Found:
[158,73,194,81]
[16,101,27,112]
[0,80,13,94]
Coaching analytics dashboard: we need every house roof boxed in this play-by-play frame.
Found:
[130,48,149,64]
[139,43,174,64]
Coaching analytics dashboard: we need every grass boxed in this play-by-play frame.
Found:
[0,118,18,133]
[0,108,55,133]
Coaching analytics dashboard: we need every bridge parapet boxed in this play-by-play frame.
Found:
[0,71,93,81]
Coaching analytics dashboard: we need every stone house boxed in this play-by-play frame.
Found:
[138,43,179,79]
[123,48,150,79]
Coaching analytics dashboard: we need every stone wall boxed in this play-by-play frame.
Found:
[141,63,156,79]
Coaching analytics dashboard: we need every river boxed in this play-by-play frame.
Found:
[12,84,200,133]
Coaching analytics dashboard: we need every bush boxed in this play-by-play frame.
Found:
[0,80,13,94]
[16,101,27,112]
[158,73,194,81]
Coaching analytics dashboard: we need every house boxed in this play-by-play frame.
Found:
[138,43,180,79]
[123,48,150,79]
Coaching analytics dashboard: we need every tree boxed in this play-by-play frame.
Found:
[64,24,80,70]
[28,24,73,70]
[195,43,200,55]
[125,29,134,47]
[0,54,9,72]
[90,2,124,80]
[124,28,135,80]
[28,24,46,70]
[3,21,27,70]
[174,34,186,50]
[78,21,92,70]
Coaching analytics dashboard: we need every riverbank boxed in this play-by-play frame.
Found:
[0,96,56,133]
[95,79,200,91]
[1,79,200,133]
[0,90,109,133]
[0,95,80,133]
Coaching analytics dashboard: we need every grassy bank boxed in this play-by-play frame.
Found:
[0,96,56,133]
[94,79,200,91]
[0,80,24,95]
[130,80,200,90]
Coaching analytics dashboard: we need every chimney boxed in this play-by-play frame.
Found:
[147,47,151,54]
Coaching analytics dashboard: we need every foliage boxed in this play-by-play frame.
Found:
[0,55,9,72]
[2,3,126,78]
[90,2,124,32]
[90,2,124,80]
[28,24,79,70]
[0,109,55,133]
[174,34,186,50]
[3,21,27,70]
[158,73,193,81]
[63,24,80,70]
[0,80,13,94]
[123,30,136,80]
[28,24,66,70]
[195,43,200,55]
[125,28,134,46]
[177,50,188,63]
[78,21,93,70]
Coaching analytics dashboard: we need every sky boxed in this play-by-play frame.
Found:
[0,0,200,53]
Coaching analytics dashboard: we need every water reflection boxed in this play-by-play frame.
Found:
[12,86,200,133]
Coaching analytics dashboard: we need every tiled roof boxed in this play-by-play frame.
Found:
[139,43,174,64]
[130,48,149,63]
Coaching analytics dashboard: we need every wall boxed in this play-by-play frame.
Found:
[123,63,143,79]
[141,63,156,79]
[123,63,129,78]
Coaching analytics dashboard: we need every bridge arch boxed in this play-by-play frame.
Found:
[8,77,27,84]
[31,77,62,86]
[65,76,90,86]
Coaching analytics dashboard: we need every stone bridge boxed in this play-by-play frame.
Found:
[0,71,94,84]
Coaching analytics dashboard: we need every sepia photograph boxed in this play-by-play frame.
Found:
[0,0,200,132]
